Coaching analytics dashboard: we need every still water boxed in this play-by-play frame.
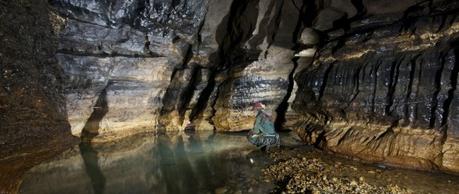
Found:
[19,132,300,194]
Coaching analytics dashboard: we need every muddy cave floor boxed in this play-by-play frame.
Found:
[10,132,459,194]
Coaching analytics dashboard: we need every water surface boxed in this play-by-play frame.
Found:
[18,131,459,194]
[19,132,295,194]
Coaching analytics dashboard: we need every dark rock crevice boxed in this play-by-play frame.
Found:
[263,0,284,57]
[246,0,282,50]
[371,59,382,113]
[214,0,260,69]
[275,58,299,131]
[403,54,420,124]
[274,0,310,131]
[430,52,447,128]
[318,62,334,101]
[177,66,201,123]
[344,64,363,110]
[189,70,216,122]
[385,57,403,116]
[442,41,459,126]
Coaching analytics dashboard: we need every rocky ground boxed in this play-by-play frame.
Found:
[262,146,459,194]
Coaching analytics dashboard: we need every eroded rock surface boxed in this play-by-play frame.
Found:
[47,0,311,135]
[289,0,459,172]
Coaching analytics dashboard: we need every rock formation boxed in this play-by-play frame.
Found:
[2,0,459,175]
[47,0,309,136]
[289,0,459,173]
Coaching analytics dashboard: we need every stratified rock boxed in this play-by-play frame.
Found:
[213,47,294,131]
[291,0,459,172]
[189,0,235,66]
[212,0,303,131]
[60,54,172,137]
[5,0,459,176]
[48,0,209,137]
[59,19,147,56]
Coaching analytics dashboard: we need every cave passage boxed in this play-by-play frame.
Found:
[3,0,459,193]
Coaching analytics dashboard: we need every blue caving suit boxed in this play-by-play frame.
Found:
[247,110,280,149]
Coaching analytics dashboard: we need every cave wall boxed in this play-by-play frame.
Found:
[289,0,459,172]
[3,0,459,174]
[0,0,75,157]
[49,0,206,138]
[47,0,309,138]
[0,1,78,192]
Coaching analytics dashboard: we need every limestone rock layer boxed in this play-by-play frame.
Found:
[47,0,308,136]
[2,0,459,174]
[289,0,459,173]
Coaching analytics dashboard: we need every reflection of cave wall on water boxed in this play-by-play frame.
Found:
[20,133,261,194]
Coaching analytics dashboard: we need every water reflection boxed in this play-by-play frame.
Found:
[19,132,282,194]
[79,143,105,194]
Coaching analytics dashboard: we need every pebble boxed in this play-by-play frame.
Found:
[262,149,413,194]
[350,180,358,186]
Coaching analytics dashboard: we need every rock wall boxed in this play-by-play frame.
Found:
[49,0,204,138]
[3,0,459,175]
[47,0,310,137]
[289,0,459,173]
[0,0,76,156]
[0,1,77,192]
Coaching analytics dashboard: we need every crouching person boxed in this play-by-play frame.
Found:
[247,102,280,151]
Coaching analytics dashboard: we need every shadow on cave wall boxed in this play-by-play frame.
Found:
[80,82,111,142]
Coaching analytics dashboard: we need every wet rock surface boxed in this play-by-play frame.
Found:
[50,0,202,137]
[289,0,459,172]
[43,0,312,135]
